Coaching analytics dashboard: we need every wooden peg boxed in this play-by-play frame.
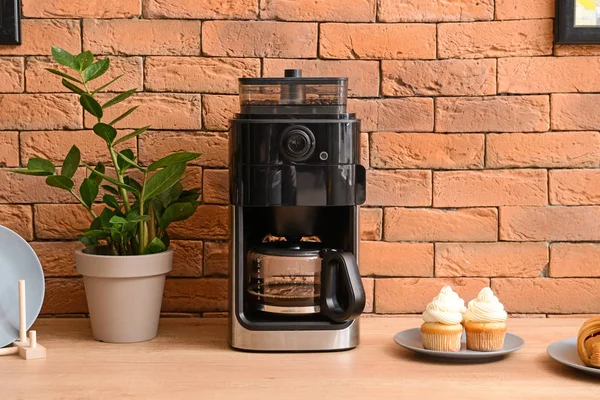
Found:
[0,346,19,356]
[18,330,46,360]
[13,280,29,348]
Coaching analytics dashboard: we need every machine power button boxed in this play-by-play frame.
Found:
[281,126,315,161]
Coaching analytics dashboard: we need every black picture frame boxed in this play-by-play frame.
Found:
[556,0,600,44]
[0,0,21,45]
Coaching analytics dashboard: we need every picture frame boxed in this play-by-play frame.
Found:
[556,0,600,44]
[0,0,21,45]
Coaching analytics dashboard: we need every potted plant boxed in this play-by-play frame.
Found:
[11,46,202,343]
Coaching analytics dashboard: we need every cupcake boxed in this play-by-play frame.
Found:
[463,287,508,352]
[421,286,466,352]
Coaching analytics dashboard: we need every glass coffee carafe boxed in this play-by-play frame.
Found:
[247,241,365,323]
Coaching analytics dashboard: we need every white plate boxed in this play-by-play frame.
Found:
[547,337,600,377]
[394,328,525,361]
[0,225,45,348]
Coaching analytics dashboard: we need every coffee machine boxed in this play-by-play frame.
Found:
[228,69,366,352]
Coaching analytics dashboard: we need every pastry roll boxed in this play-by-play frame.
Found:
[577,316,600,368]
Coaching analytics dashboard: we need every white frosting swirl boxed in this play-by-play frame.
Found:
[464,287,507,323]
[422,286,466,325]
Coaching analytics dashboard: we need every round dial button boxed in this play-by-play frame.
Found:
[281,126,315,161]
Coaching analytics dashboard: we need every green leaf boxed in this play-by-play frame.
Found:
[84,58,110,83]
[46,175,74,190]
[82,230,108,238]
[123,176,143,193]
[10,169,53,176]
[76,51,94,71]
[148,152,201,172]
[46,68,81,83]
[159,202,198,230]
[117,149,144,172]
[99,208,115,228]
[82,162,140,196]
[112,126,149,146]
[102,194,120,209]
[62,79,86,96]
[145,237,166,254]
[126,214,150,223]
[175,189,201,204]
[161,231,170,249]
[80,94,103,119]
[159,182,183,208]
[51,46,80,70]
[90,162,105,185]
[109,216,128,225]
[92,74,123,95]
[142,163,186,203]
[61,145,80,179]
[102,89,136,109]
[28,158,55,174]
[93,123,117,144]
[109,106,138,126]
[80,178,99,208]
[102,185,119,195]
[90,217,102,231]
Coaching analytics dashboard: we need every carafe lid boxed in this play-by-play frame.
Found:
[239,69,348,115]
[251,241,323,257]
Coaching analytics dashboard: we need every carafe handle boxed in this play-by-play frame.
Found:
[320,251,366,323]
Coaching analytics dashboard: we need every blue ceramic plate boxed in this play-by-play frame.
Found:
[0,225,45,348]
[547,338,600,377]
[394,328,525,361]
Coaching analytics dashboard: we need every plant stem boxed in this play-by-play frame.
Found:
[69,190,97,219]
[138,171,149,254]
[108,146,131,213]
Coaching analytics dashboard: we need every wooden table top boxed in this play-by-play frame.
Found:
[0,317,597,399]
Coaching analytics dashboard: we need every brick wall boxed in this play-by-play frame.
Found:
[1,0,599,317]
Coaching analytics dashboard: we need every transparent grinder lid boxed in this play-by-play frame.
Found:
[239,69,348,114]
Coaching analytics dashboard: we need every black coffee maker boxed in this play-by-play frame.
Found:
[228,70,366,352]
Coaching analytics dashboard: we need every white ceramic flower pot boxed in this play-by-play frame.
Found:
[75,249,173,343]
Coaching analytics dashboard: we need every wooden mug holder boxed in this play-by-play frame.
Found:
[0,280,46,360]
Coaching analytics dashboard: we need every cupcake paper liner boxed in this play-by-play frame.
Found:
[422,331,462,352]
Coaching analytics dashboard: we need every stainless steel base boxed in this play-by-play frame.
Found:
[228,315,360,352]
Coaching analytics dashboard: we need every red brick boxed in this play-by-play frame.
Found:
[320,23,436,60]
[30,241,81,276]
[0,205,33,240]
[85,94,201,130]
[34,204,95,239]
[378,0,493,22]
[436,96,549,133]
[83,20,201,56]
[375,278,489,313]
[42,278,87,314]
[0,58,23,92]
[263,59,379,97]
[371,132,483,169]
[0,132,19,167]
[550,169,600,205]
[21,131,137,165]
[202,95,238,131]
[360,241,433,277]
[0,169,84,204]
[27,56,143,93]
[366,170,431,206]
[433,170,547,207]
[360,208,382,241]
[203,169,229,204]
[348,98,434,132]
[492,278,600,313]
[382,59,495,96]
[139,131,228,168]
[385,207,498,242]
[163,278,228,312]
[170,240,203,277]
[204,241,229,276]
[495,0,555,20]
[550,243,600,278]
[438,20,553,59]
[203,21,317,58]
[0,20,81,56]
[436,243,548,278]
[23,0,140,18]
[554,45,600,56]
[143,0,256,19]
[500,206,600,241]
[551,94,600,130]
[362,278,374,313]
[261,0,375,21]
[0,94,82,130]
[486,132,600,168]
[499,57,600,94]
[145,57,260,94]
[170,205,229,240]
